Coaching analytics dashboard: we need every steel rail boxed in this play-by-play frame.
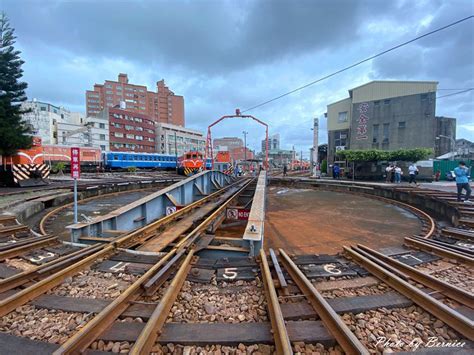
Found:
[259,249,293,355]
[115,178,248,249]
[0,179,248,318]
[130,250,195,355]
[52,249,177,355]
[0,243,103,293]
[0,244,115,317]
[50,178,254,354]
[278,249,369,355]
[344,246,474,340]
[404,236,474,267]
[355,244,474,308]
[412,235,473,256]
[0,235,58,261]
[174,178,256,250]
[0,233,44,251]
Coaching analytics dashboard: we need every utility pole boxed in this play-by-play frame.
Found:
[174,131,178,173]
[242,131,248,171]
[312,117,321,178]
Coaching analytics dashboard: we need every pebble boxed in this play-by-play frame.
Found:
[0,305,87,344]
[166,280,268,323]
[48,269,138,300]
[342,306,464,352]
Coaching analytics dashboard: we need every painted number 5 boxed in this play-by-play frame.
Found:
[223,267,238,280]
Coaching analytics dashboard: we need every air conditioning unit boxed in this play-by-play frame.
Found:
[336,146,346,151]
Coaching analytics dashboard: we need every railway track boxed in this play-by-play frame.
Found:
[0,172,183,198]
[1,177,473,354]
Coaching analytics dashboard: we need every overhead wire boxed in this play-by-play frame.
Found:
[241,15,474,113]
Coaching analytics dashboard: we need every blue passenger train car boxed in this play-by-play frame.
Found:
[103,152,213,171]
[103,152,177,169]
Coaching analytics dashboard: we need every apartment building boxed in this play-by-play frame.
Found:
[102,107,156,152]
[155,123,205,156]
[20,100,75,145]
[86,73,185,126]
[213,137,243,151]
[261,134,280,153]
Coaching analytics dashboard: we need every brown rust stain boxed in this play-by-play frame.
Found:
[265,187,422,255]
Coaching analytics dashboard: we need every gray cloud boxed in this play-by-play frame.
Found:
[3,0,400,74]
[1,0,473,152]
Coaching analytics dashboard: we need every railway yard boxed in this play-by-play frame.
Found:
[0,170,473,354]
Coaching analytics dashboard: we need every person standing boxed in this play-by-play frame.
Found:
[333,164,340,180]
[385,165,393,183]
[283,165,287,177]
[408,163,419,186]
[454,161,472,203]
[394,166,402,184]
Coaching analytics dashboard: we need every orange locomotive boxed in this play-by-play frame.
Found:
[214,151,234,175]
[0,137,51,186]
[177,151,211,176]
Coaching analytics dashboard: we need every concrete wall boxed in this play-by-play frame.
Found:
[435,116,456,156]
[350,81,438,103]
[327,98,352,131]
[349,92,437,151]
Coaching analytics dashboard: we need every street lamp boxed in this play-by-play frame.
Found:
[436,135,455,161]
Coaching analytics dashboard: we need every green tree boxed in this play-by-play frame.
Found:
[321,159,327,174]
[337,148,432,162]
[0,12,32,156]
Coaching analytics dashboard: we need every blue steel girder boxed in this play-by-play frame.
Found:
[68,170,233,242]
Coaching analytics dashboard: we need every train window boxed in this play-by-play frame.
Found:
[114,155,118,160]
[186,154,191,159]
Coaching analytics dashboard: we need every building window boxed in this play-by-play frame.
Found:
[398,121,406,128]
[40,107,46,111]
[100,145,106,151]
[374,101,380,106]
[338,111,348,123]
[383,123,390,143]
[334,131,347,147]
[126,134,135,139]
[99,123,105,129]
[372,124,379,143]
[114,132,124,138]
[99,134,106,140]
[384,99,391,105]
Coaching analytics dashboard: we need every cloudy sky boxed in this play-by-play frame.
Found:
[2,0,473,155]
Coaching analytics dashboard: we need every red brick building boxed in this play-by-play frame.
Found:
[230,147,254,161]
[105,107,156,152]
[86,73,185,126]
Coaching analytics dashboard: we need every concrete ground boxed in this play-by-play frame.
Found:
[265,187,422,254]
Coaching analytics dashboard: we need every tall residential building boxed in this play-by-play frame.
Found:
[101,107,156,153]
[213,137,244,151]
[86,73,185,126]
[261,133,280,153]
[155,123,205,156]
[326,81,456,166]
[20,100,74,145]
